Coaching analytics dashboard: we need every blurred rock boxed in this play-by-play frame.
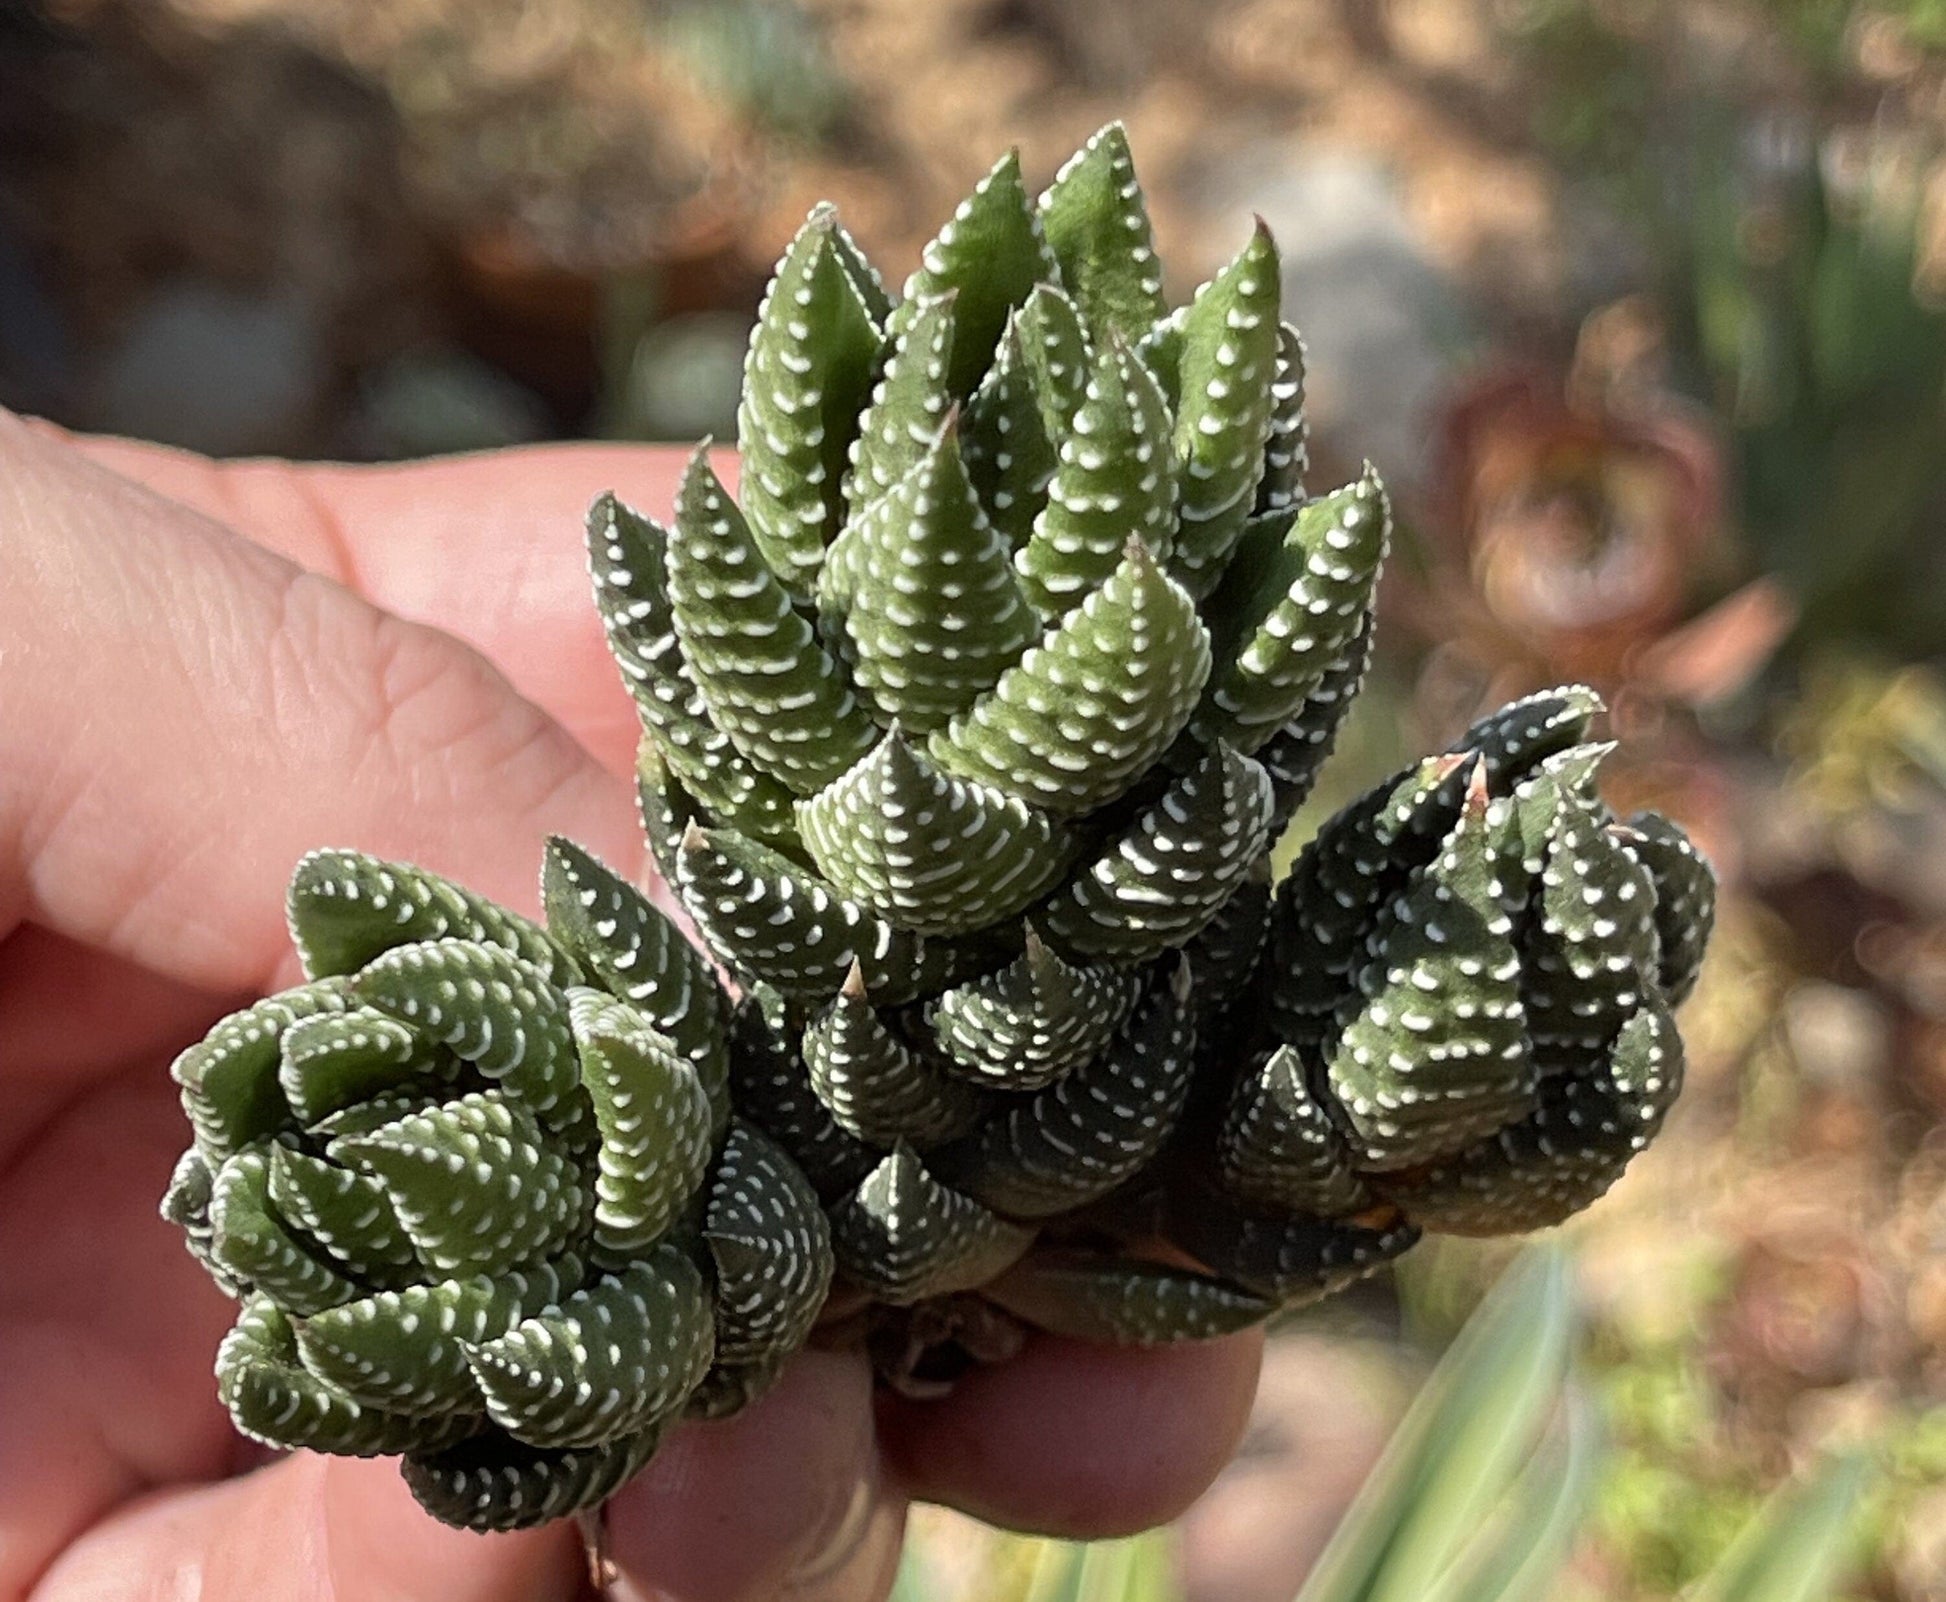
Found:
[354,347,553,459]
[94,279,326,457]
[1188,142,1475,495]
[1782,983,1894,1096]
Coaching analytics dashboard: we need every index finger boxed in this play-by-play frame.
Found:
[44,431,728,777]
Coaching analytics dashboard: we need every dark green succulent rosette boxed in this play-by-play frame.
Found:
[162,121,1716,1531]
[163,842,831,1531]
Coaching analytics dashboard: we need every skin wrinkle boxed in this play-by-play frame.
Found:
[354,607,603,871]
[8,444,314,983]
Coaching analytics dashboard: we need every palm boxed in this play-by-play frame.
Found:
[0,415,1259,1602]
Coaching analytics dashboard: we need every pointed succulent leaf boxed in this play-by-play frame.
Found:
[986,1252,1275,1346]
[1327,777,1537,1171]
[935,960,1196,1219]
[1258,613,1377,831]
[737,208,886,595]
[1193,469,1389,753]
[1181,854,1272,1041]
[466,1249,714,1449]
[668,452,877,794]
[1518,792,1661,1066]
[1169,1198,1422,1304]
[704,1121,835,1366]
[1619,813,1715,1006]
[927,538,1211,814]
[1267,752,1475,1050]
[329,1091,587,1278]
[818,426,1039,734]
[208,1145,362,1314]
[726,985,879,1201]
[542,836,729,1127]
[959,283,1097,543]
[895,148,1058,398]
[217,1295,458,1456]
[829,1144,1036,1305]
[586,494,801,846]
[1216,1044,1371,1216]
[402,1421,665,1535]
[803,968,987,1147]
[162,1147,242,1295]
[1039,743,1274,964]
[1169,223,1282,594]
[1449,683,1606,789]
[287,850,582,988]
[566,989,716,1257]
[826,213,894,323]
[928,932,1142,1090]
[276,1006,454,1128]
[1035,122,1168,344]
[1256,322,1310,513]
[846,292,959,523]
[1485,740,1615,904]
[172,979,351,1160]
[267,1143,419,1287]
[308,1089,444,1142]
[1013,283,1094,435]
[1380,999,1684,1234]
[1015,332,1179,613]
[295,1254,585,1418]
[583,491,686,714]
[798,733,1071,937]
[674,823,987,1005]
[1135,304,1185,403]
[962,310,1061,545]
[353,939,579,1122]
[636,733,697,888]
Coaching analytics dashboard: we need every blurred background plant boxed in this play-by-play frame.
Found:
[2,0,1942,1595]
[888,1252,1932,1602]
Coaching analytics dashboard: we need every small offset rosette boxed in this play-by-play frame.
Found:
[162,841,831,1531]
[1196,686,1715,1267]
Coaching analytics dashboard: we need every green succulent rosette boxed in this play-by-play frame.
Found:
[164,842,831,1531]
[162,121,1715,1531]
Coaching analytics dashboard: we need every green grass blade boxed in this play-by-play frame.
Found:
[1682,1451,1872,1602]
[1023,1540,1089,1602]
[1426,1384,1605,1602]
[1294,1245,1576,1602]
[1075,1531,1182,1602]
[1002,1531,1185,1602]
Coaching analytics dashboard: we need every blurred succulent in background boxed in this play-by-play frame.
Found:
[162,124,1717,1530]
[1498,0,1946,663]
[1420,305,1731,695]
[1693,117,1946,658]
[654,0,850,147]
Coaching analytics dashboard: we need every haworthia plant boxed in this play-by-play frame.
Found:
[163,123,1715,1533]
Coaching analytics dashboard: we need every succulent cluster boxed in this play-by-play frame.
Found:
[162,124,1716,1533]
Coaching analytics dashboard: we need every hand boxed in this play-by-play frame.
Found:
[0,409,1262,1602]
